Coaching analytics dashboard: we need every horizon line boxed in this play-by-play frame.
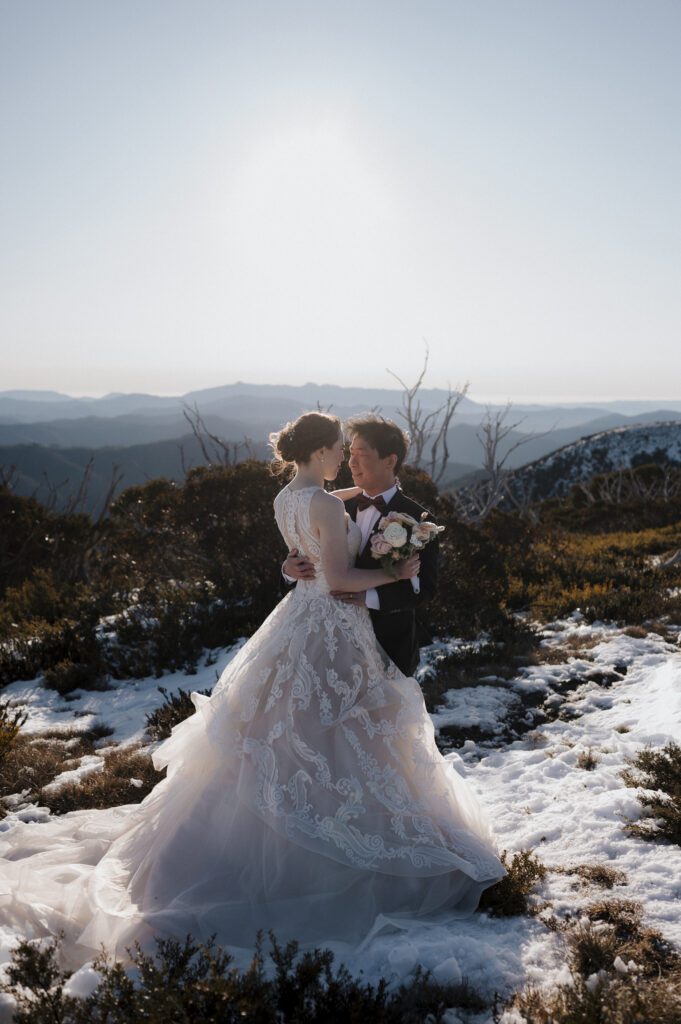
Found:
[2,383,681,408]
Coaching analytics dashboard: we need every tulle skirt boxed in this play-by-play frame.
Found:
[0,588,504,969]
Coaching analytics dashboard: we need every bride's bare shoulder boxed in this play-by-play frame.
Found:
[310,488,344,521]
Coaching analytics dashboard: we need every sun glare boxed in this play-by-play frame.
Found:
[225,121,393,279]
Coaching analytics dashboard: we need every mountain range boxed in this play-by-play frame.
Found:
[1,384,680,514]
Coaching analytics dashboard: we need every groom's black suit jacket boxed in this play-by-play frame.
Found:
[344,488,439,678]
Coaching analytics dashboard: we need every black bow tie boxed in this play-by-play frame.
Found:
[357,493,389,514]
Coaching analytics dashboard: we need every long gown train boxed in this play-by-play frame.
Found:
[0,485,504,969]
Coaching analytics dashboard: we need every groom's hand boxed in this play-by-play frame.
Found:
[283,549,316,580]
[331,591,367,607]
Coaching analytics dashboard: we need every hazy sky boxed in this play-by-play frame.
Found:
[1,1,680,401]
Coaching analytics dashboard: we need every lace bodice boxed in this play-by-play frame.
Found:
[274,485,362,595]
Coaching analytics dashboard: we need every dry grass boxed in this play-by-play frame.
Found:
[1,728,98,816]
[536,633,602,664]
[0,722,125,818]
[566,863,628,890]
[38,743,163,814]
[503,897,681,1023]
[507,971,681,1024]
[567,898,678,978]
[576,748,600,771]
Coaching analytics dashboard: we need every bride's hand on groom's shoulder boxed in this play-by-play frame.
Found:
[283,548,316,580]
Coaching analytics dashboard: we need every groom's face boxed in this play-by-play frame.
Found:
[348,434,397,495]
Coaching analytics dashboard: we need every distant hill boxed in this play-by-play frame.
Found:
[499,422,681,505]
[0,434,270,517]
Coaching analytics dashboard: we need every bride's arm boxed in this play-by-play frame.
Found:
[312,491,418,592]
[329,485,361,500]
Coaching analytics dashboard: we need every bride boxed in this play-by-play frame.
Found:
[0,411,504,968]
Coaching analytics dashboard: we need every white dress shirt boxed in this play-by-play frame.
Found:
[358,485,420,611]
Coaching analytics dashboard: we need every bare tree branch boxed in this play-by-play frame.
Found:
[452,404,554,522]
[0,463,19,490]
[182,402,253,467]
[387,344,468,483]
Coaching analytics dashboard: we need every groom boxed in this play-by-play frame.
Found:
[282,415,439,678]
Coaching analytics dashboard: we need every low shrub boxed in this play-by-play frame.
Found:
[1,929,487,1024]
[505,969,681,1024]
[0,725,110,817]
[0,612,104,690]
[478,849,547,917]
[501,896,681,1024]
[42,658,109,695]
[562,863,628,890]
[145,685,213,740]
[0,699,27,764]
[621,741,681,845]
[421,619,539,713]
[567,899,677,978]
[428,497,511,637]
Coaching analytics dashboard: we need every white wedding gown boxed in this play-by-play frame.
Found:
[0,485,504,969]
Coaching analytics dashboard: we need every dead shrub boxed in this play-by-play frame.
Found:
[503,897,681,1024]
[568,899,678,979]
[478,849,547,917]
[506,970,681,1024]
[0,699,27,763]
[576,748,599,771]
[0,723,115,816]
[563,863,628,889]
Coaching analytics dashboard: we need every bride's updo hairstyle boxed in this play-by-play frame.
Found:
[269,411,342,475]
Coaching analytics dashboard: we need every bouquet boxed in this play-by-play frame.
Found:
[370,510,444,578]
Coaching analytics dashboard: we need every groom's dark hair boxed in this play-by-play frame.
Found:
[346,415,410,473]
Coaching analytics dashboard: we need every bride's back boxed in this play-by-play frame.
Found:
[274,485,359,596]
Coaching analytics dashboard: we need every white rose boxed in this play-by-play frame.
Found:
[382,522,408,548]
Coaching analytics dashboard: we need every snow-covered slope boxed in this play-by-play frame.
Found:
[504,420,681,503]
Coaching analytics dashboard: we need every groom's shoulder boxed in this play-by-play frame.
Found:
[395,489,437,522]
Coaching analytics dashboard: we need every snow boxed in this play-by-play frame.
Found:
[0,640,245,746]
[503,420,681,501]
[0,621,680,1021]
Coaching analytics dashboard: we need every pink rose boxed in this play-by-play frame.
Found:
[413,521,444,544]
[370,533,393,556]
